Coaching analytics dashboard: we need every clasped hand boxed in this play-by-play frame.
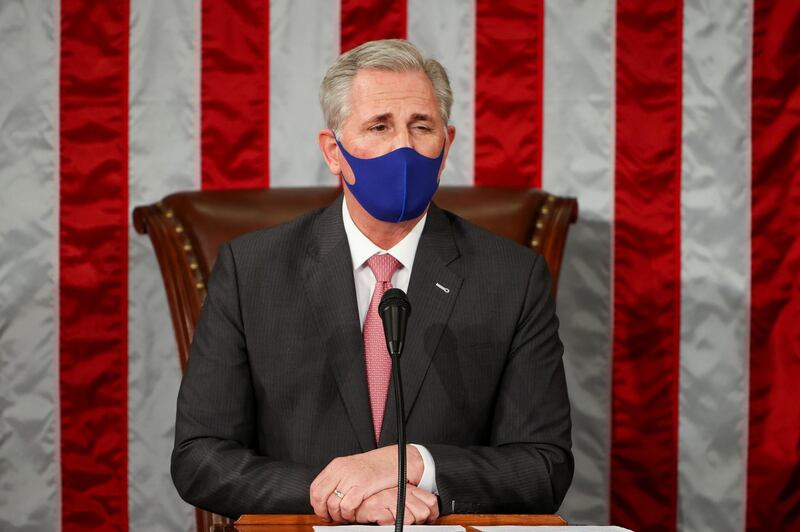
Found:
[309,445,438,524]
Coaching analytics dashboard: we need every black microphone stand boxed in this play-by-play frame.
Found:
[379,289,411,532]
[390,351,406,532]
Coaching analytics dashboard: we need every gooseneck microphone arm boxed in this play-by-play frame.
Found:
[390,348,406,531]
[379,288,412,532]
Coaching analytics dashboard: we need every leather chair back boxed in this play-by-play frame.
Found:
[134,186,577,370]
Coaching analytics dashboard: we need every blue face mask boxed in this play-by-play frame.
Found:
[335,137,445,223]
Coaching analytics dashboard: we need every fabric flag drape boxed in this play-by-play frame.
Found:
[0,1,797,531]
[612,2,683,528]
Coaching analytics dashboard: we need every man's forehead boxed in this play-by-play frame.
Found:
[348,70,439,117]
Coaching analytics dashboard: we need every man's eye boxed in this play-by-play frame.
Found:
[413,125,432,132]
[370,124,388,132]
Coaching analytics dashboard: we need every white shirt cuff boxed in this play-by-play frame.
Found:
[411,444,438,495]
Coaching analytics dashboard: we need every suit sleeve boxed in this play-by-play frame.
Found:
[425,254,573,514]
[171,242,317,518]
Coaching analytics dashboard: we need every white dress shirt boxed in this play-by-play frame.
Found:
[341,199,439,495]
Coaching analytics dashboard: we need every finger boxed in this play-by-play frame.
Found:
[402,503,416,525]
[309,468,329,501]
[339,486,366,522]
[378,497,399,526]
[325,491,344,524]
[310,456,345,499]
[411,486,439,519]
[361,488,395,525]
[409,485,436,504]
[309,485,331,521]
[427,499,440,523]
[353,500,370,524]
[354,497,383,525]
[406,486,438,523]
[310,493,331,521]
[386,492,417,525]
[376,506,396,526]
[310,472,337,519]
[425,497,440,523]
[312,506,330,522]
[403,490,429,524]
[308,473,326,517]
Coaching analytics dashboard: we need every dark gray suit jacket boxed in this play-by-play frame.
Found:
[171,196,573,518]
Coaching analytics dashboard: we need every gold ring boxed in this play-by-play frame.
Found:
[334,489,344,499]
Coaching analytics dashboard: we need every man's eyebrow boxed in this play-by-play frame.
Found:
[409,113,433,122]
[361,112,434,125]
[364,113,392,124]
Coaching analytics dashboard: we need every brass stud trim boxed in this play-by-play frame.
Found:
[155,202,207,298]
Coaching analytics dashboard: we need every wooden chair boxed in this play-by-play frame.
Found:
[132,186,578,532]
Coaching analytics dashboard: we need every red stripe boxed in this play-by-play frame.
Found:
[59,1,129,530]
[201,0,269,189]
[474,0,543,188]
[610,1,682,530]
[748,1,800,529]
[340,0,407,53]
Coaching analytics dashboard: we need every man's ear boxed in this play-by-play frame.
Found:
[439,124,457,175]
[318,129,341,176]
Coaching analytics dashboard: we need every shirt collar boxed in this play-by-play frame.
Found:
[342,198,427,272]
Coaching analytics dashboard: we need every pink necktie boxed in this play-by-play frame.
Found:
[364,253,401,442]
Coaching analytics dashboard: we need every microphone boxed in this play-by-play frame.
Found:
[379,288,411,357]
[378,288,411,532]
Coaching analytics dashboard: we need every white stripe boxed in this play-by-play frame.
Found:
[269,0,340,187]
[740,3,753,528]
[128,0,199,529]
[407,0,475,185]
[0,1,60,530]
[678,1,752,530]
[54,1,62,526]
[54,0,62,526]
[541,0,615,524]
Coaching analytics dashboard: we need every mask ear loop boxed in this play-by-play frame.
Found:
[331,129,348,184]
[434,126,448,168]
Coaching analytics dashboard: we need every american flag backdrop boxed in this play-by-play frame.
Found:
[0,0,798,531]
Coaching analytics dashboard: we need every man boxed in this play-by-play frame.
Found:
[172,39,572,524]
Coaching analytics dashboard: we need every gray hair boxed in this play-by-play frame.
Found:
[319,39,453,132]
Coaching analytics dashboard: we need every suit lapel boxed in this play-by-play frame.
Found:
[379,204,463,445]
[302,197,375,452]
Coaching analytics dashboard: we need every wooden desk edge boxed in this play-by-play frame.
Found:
[235,514,567,526]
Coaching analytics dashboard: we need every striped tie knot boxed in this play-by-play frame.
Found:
[367,253,400,283]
